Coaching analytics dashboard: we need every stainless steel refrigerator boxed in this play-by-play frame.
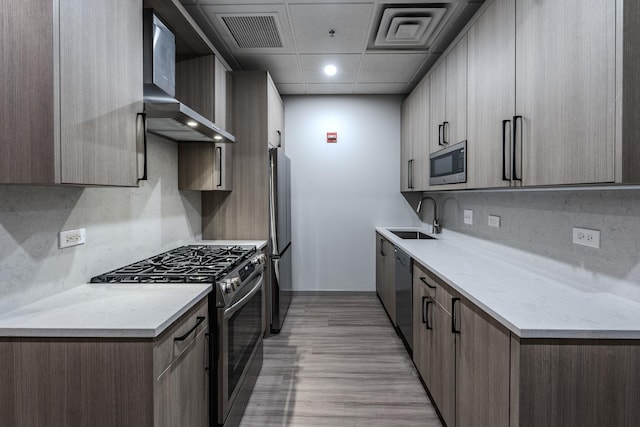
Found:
[269,146,292,333]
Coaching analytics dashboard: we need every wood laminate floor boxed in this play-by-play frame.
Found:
[239,294,442,427]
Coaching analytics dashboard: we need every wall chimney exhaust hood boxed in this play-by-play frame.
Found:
[143,10,236,144]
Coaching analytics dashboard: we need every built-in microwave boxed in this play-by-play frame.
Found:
[429,140,467,185]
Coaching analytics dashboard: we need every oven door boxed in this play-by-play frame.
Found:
[217,270,264,425]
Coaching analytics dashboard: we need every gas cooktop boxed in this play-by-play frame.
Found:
[90,245,256,284]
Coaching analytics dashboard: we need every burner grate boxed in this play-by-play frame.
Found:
[91,245,256,284]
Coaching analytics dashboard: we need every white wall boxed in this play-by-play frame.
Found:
[0,135,201,313]
[284,95,421,292]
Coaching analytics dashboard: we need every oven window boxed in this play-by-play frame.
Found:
[228,286,262,398]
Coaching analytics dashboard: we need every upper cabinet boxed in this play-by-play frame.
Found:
[401,78,430,192]
[429,35,468,154]
[0,0,144,187]
[406,0,640,191]
[515,0,616,186]
[467,0,515,189]
[177,55,234,191]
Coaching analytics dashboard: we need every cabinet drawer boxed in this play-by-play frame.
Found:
[413,261,455,312]
[153,297,209,377]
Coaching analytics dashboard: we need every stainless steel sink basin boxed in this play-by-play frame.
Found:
[389,230,436,240]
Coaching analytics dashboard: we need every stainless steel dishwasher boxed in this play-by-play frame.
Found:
[395,247,412,352]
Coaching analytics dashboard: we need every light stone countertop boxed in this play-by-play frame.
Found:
[0,240,267,338]
[376,227,640,339]
[0,283,211,338]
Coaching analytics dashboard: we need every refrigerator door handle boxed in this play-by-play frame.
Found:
[269,148,279,253]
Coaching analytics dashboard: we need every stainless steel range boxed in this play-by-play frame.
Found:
[91,245,265,427]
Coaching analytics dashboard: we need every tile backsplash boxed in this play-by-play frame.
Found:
[0,136,201,313]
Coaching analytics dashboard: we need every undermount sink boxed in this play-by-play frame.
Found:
[389,230,437,240]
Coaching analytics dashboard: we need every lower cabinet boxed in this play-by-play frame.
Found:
[413,261,513,427]
[376,233,396,325]
[456,299,510,427]
[411,258,640,427]
[0,298,209,427]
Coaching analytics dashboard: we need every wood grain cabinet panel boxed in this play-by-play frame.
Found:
[456,299,510,427]
[0,0,143,186]
[467,0,516,189]
[401,79,430,192]
[376,234,396,325]
[516,0,616,186]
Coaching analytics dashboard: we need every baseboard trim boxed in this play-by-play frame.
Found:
[291,291,376,296]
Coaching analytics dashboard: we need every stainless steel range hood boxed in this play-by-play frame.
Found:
[144,100,236,143]
[143,9,236,144]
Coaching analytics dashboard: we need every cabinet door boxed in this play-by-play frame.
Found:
[376,235,396,323]
[429,63,447,154]
[431,289,456,427]
[178,143,232,191]
[457,300,510,427]
[400,97,414,191]
[467,0,515,189]
[155,327,209,427]
[516,0,615,185]
[445,35,468,147]
[412,268,435,389]
[413,78,430,191]
[214,56,229,129]
[59,0,143,186]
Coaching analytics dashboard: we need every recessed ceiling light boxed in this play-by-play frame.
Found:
[213,135,223,141]
[324,64,337,76]
[186,120,198,128]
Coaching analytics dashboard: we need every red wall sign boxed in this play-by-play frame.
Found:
[326,132,337,143]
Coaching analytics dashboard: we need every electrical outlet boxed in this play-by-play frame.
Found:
[572,227,600,248]
[488,215,501,228]
[463,209,473,225]
[59,228,86,249]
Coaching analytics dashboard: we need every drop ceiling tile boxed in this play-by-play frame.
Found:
[299,54,361,84]
[289,3,374,54]
[236,54,302,83]
[358,53,427,83]
[354,83,408,94]
[276,83,307,95]
[305,84,355,94]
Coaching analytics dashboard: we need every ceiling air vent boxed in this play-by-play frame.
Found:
[372,6,447,49]
[221,15,284,49]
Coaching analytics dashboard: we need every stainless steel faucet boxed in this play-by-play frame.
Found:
[416,196,441,234]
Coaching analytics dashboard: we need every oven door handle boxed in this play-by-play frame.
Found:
[223,274,264,319]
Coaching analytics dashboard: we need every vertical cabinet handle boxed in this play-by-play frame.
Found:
[451,298,461,334]
[380,238,386,257]
[438,124,444,146]
[136,113,148,181]
[216,146,223,188]
[512,116,523,181]
[502,119,511,181]
[443,121,449,145]
[422,296,433,330]
[408,159,414,189]
[276,130,282,148]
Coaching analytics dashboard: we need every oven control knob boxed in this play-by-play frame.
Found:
[252,254,266,266]
[223,280,233,293]
[230,277,241,290]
